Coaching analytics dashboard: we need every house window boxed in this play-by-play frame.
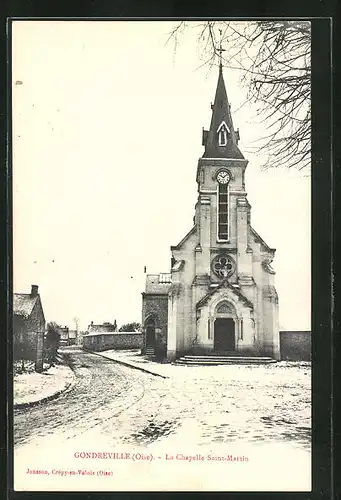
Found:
[217,182,229,241]
[240,319,244,340]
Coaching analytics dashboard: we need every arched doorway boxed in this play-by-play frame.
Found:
[145,317,156,350]
[213,302,236,352]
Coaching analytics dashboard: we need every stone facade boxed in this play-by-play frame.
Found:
[141,287,169,357]
[13,285,45,372]
[142,65,280,361]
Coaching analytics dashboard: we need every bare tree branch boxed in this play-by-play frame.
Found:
[167,21,311,170]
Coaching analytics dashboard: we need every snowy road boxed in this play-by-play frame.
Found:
[14,347,159,447]
[14,346,311,450]
[13,347,311,491]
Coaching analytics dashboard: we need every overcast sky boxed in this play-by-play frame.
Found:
[12,21,311,331]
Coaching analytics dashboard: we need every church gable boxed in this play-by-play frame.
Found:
[196,279,253,311]
[249,226,276,254]
[171,225,198,251]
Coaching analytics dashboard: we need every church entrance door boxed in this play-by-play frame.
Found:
[214,318,235,351]
[146,324,155,348]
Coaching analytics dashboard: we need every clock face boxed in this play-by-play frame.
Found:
[217,170,230,184]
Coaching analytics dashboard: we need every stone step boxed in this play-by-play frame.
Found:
[193,351,250,357]
[183,355,274,362]
[174,360,275,366]
[176,358,275,363]
[145,348,155,355]
[174,355,276,366]
[174,359,276,366]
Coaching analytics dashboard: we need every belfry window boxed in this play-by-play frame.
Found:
[218,129,227,146]
[217,121,230,147]
[217,181,230,241]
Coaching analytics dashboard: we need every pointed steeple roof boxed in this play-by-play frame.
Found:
[202,64,244,159]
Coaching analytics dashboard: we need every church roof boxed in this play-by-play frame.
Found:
[202,64,244,160]
[145,274,172,294]
[250,226,276,253]
[171,225,197,251]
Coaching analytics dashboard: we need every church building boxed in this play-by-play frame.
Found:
[142,63,280,361]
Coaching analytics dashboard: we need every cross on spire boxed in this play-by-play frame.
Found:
[217,29,226,68]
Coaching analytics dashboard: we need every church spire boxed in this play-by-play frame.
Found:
[202,59,244,159]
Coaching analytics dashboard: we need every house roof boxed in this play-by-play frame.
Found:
[89,323,116,333]
[145,273,172,294]
[13,294,38,319]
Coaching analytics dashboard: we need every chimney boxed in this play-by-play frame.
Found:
[31,285,39,297]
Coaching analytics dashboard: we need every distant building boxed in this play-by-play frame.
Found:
[88,321,118,333]
[68,329,77,345]
[58,326,69,345]
[13,285,45,372]
[55,326,78,346]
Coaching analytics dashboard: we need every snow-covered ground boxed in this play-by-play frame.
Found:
[13,348,311,491]
[14,363,75,406]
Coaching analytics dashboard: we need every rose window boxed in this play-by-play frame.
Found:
[212,254,234,278]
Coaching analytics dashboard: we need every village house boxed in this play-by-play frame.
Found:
[58,326,69,345]
[88,321,117,333]
[68,329,78,345]
[13,285,45,372]
[142,63,280,362]
[52,326,78,346]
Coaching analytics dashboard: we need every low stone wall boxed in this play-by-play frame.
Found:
[82,332,143,352]
[280,331,311,361]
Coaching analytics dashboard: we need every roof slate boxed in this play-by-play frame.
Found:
[203,65,244,160]
[13,294,38,318]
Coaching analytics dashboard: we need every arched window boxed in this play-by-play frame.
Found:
[216,302,233,314]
